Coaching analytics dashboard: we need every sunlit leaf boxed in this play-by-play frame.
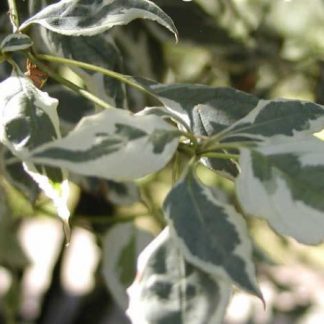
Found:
[134,80,258,177]
[163,168,262,298]
[136,81,258,131]
[223,99,324,142]
[236,135,324,245]
[29,109,180,181]
[0,72,70,231]
[20,0,178,40]
[0,72,60,158]
[127,227,232,324]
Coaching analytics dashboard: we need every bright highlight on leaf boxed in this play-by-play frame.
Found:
[223,99,324,142]
[29,109,180,181]
[236,135,324,245]
[0,73,70,238]
[20,0,178,41]
[0,72,60,157]
[163,167,262,299]
[127,228,232,324]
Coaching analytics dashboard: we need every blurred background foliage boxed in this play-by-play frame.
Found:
[1,0,324,323]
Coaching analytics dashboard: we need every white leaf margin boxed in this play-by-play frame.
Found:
[127,227,233,324]
[164,174,263,299]
[0,33,33,53]
[222,99,324,142]
[19,0,178,41]
[28,109,180,181]
[0,73,60,157]
[236,136,324,245]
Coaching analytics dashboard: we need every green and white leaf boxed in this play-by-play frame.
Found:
[163,168,262,298]
[127,227,232,324]
[222,99,324,142]
[236,135,324,245]
[0,33,33,53]
[102,222,153,309]
[0,73,70,229]
[20,0,178,40]
[136,81,258,176]
[0,72,60,158]
[29,109,180,181]
[137,82,258,132]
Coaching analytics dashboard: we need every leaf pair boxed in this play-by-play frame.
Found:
[134,79,324,245]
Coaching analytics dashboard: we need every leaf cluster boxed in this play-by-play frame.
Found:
[1,1,324,323]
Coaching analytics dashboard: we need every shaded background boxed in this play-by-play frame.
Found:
[1,0,324,323]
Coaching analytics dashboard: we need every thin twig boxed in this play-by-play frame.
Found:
[28,53,112,109]
[35,54,159,100]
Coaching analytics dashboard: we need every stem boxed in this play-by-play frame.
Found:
[201,152,239,160]
[177,143,196,157]
[35,54,159,100]
[7,0,19,30]
[28,53,112,109]
[199,140,254,153]
[179,130,198,146]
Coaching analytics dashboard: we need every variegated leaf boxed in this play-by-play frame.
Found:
[163,168,262,298]
[102,222,153,309]
[29,109,180,181]
[0,72,60,157]
[0,33,33,52]
[223,99,324,142]
[135,80,258,177]
[20,0,178,40]
[127,227,232,324]
[0,72,70,229]
[136,81,258,132]
[236,135,324,245]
